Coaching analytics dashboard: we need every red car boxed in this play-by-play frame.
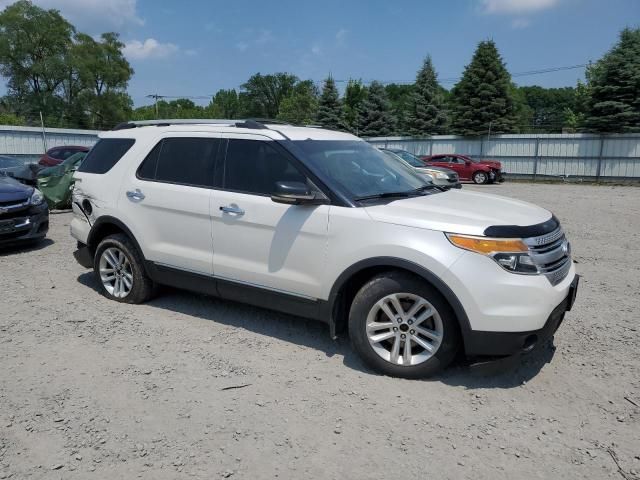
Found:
[38,145,90,167]
[420,154,504,184]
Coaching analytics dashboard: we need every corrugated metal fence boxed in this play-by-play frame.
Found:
[0,125,98,164]
[367,133,640,180]
[1,126,639,180]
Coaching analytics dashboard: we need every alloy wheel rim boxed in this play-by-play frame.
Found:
[366,292,443,367]
[475,172,487,183]
[99,247,133,298]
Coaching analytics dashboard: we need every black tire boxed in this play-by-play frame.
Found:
[93,233,156,304]
[348,271,460,379]
[472,171,489,184]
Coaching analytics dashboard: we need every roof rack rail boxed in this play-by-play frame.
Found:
[111,118,292,131]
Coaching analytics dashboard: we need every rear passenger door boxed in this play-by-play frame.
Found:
[118,134,220,275]
[210,135,329,300]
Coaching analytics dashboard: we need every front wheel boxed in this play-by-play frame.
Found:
[348,271,459,378]
[472,171,489,184]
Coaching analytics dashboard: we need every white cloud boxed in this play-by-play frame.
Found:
[0,0,144,33]
[184,49,198,57]
[235,41,249,52]
[511,18,531,28]
[311,43,322,55]
[123,38,179,60]
[256,29,273,45]
[335,28,348,44]
[481,0,559,14]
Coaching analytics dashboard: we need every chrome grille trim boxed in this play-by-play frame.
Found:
[524,227,571,286]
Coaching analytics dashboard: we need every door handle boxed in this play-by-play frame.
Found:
[219,205,245,215]
[126,189,145,201]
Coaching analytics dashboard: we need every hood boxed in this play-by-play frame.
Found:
[364,189,551,236]
[0,175,32,202]
[476,160,501,168]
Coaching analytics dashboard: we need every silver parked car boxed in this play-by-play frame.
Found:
[379,148,461,189]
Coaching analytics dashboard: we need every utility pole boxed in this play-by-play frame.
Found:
[39,111,47,153]
[146,94,165,119]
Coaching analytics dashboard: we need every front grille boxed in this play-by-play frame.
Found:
[0,198,29,207]
[524,227,571,286]
[0,204,30,220]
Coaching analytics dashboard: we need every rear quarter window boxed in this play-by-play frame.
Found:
[77,138,135,174]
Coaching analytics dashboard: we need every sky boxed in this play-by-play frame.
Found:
[1,0,639,107]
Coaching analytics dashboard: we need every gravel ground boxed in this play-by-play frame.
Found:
[1,183,639,480]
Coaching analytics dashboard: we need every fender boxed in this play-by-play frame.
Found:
[323,257,473,345]
[86,216,149,272]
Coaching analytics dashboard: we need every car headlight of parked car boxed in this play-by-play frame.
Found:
[423,169,449,180]
[30,188,45,206]
[446,233,538,274]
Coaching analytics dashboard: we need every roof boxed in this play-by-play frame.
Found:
[101,119,359,142]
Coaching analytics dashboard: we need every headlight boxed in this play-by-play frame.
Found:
[30,188,44,205]
[423,169,448,180]
[446,233,538,274]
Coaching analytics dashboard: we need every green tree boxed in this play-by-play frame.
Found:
[407,56,447,136]
[73,32,134,129]
[343,79,367,133]
[517,85,577,132]
[316,76,347,130]
[0,0,75,123]
[277,80,318,124]
[450,40,517,136]
[385,83,414,135]
[240,72,298,118]
[208,89,241,118]
[358,81,396,137]
[585,27,640,132]
[0,111,26,125]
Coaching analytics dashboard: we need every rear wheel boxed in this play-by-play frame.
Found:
[472,171,489,184]
[348,271,459,378]
[93,233,155,304]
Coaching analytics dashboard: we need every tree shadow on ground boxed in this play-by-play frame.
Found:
[77,271,555,388]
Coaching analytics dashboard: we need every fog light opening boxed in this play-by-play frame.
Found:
[522,334,538,353]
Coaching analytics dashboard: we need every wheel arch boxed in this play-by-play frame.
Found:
[87,216,147,266]
[324,257,472,345]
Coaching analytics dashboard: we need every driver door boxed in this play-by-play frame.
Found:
[211,135,329,300]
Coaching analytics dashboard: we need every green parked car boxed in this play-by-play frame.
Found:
[36,151,87,209]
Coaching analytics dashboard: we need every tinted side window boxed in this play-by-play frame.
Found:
[78,139,135,174]
[48,149,63,160]
[223,139,306,195]
[137,142,162,180]
[139,138,218,187]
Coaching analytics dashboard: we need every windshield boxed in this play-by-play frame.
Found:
[393,150,425,168]
[293,140,434,199]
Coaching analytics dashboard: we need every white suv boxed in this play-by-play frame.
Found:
[70,120,578,378]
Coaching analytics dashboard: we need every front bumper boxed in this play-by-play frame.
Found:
[0,202,49,246]
[463,275,579,356]
[73,243,94,269]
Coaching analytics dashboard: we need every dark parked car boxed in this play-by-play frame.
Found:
[38,145,90,167]
[0,155,23,169]
[0,175,49,247]
[421,154,504,184]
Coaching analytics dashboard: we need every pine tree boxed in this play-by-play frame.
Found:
[358,81,396,137]
[316,76,347,130]
[408,56,448,136]
[585,28,640,133]
[450,40,517,136]
[343,79,367,133]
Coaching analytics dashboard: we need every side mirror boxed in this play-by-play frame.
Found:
[271,181,327,205]
[465,160,472,166]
